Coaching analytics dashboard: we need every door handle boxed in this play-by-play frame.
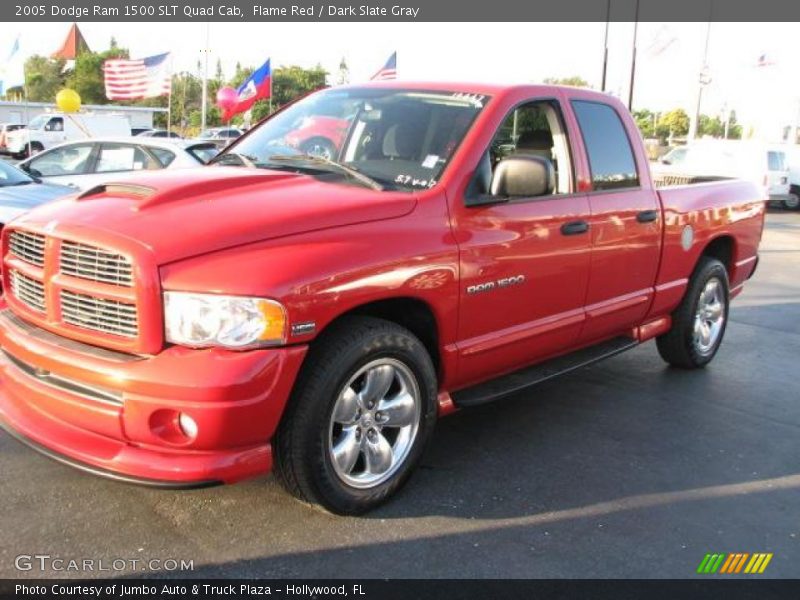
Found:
[560,220,589,235]
[636,209,659,223]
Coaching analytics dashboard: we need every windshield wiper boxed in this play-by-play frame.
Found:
[267,154,385,191]
[208,152,258,168]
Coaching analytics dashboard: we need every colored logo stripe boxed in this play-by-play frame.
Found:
[697,553,773,574]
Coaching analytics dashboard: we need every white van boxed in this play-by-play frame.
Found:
[652,140,791,205]
[5,113,131,158]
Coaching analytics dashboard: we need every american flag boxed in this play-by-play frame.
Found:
[103,52,172,100]
[371,52,396,81]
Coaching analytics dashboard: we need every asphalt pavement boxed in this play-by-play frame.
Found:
[0,210,798,579]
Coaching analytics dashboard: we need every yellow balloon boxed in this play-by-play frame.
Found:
[55,89,81,113]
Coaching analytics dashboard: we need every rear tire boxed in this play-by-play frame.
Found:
[656,257,729,369]
[784,189,800,210]
[300,137,337,161]
[273,316,437,515]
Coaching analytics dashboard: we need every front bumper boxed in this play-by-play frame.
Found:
[0,303,308,486]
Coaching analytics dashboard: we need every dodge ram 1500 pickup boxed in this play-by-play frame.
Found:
[0,82,764,514]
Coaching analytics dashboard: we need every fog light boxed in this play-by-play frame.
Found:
[178,413,198,439]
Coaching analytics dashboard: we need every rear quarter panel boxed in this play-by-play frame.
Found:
[650,180,764,317]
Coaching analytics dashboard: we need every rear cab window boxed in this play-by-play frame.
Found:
[571,100,639,190]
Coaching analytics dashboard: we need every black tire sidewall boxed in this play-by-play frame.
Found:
[683,260,730,367]
[284,319,437,514]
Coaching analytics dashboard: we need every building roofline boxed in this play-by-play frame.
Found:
[0,101,167,113]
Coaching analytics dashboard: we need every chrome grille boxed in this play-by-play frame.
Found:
[9,270,46,312]
[8,230,45,266]
[60,241,133,287]
[60,290,138,338]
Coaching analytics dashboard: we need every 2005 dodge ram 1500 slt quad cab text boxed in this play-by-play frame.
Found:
[0,83,764,514]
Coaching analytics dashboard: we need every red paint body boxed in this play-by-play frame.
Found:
[0,83,765,485]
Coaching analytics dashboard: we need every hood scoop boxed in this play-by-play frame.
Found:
[76,170,298,210]
[78,183,155,201]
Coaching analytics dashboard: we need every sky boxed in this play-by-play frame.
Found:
[7,21,800,135]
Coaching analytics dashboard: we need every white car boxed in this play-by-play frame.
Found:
[5,113,131,158]
[17,137,214,191]
[652,140,790,206]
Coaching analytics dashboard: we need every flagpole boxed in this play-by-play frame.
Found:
[167,56,173,135]
[269,60,273,115]
[200,22,210,131]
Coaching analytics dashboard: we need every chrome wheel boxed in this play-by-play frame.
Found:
[328,358,421,489]
[693,278,725,356]
[304,141,334,160]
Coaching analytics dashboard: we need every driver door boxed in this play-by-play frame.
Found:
[451,99,592,387]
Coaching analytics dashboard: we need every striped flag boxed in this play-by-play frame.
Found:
[103,52,171,100]
[371,52,396,81]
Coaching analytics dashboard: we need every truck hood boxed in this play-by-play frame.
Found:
[13,166,416,264]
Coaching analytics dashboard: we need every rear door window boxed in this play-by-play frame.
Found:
[95,143,160,173]
[768,151,786,171]
[572,100,639,190]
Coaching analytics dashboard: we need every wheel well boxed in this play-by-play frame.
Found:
[319,298,441,374]
[701,235,735,276]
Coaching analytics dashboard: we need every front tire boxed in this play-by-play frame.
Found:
[273,316,437,515]
[656,257,729,369]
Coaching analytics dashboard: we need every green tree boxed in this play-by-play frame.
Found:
[19,55,66,101]
[657,109,690,138]
[633,109,658,138]
[67,46,129,104]
[543,76,591,88]
[251,64,328,121]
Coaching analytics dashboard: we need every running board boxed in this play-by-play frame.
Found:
[452,336,638,407]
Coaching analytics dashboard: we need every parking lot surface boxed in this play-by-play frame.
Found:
[0,210,798,579]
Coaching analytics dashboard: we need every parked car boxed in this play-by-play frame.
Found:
[0,160,73,227]
[283,115,350,159]
[194,127,243,148]
[652,140,790,206]
[0,82,764,515]
[16,138,207,190]
[130,127,154,136]
[5,113,131,159]
[0,123,25,154]
[136,129,183,139]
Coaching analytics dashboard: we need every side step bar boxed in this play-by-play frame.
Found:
[452,336,638,407]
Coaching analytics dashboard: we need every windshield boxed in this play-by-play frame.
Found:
[0,160,34,186]
[221,87,488,191]
[26,115,49,131]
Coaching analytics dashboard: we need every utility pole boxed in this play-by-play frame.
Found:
[601,0,611,92]
[689,6,713,141]
[627,0,640,110]
[200,22,210,131]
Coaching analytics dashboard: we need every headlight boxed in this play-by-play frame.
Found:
[164,292,287,349]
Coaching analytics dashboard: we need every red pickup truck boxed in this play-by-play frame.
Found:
[0,82,764,514]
